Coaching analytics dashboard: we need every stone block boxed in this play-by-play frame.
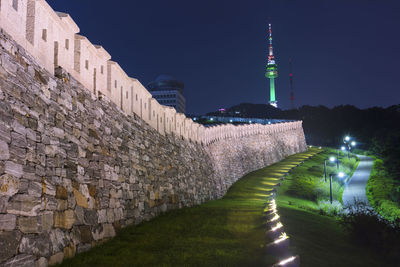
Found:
[4,161,23,178]
[0,139,9,160]
[0,124,11,144]
[0,173,20,196]
[0,214,16,231]
[18,216,39,233]
[92,223,115,241]
[41,212,54,232]
[0,196,9,212]
[53,210,75,229]
[42,179,56,196]
[7,194,41,216]
[73,188,88,208]
[11,132,27,148]
[28,181,42,197]
[35,257,48,267]
[50,228,69,254]
[48,252,64,265]
[0,231,21,262]
[64,243,76,259]
[56,186,68,200]
[19,233,51,257]
[3,254,35,267]
[77,225,93,243]
[84,209,98,225]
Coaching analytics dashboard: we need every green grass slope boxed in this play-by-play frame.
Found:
[58,150,316,267]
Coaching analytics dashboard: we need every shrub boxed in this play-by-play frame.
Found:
[317,200,342,216]
[340,202,400,263]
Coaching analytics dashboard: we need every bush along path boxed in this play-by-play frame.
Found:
[56,149,320,267]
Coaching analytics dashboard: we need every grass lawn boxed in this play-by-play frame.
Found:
[276,148,383,266]
[58,149,317,267]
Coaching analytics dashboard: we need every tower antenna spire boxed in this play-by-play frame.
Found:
[289,57,295,109]
[265,21,278,108]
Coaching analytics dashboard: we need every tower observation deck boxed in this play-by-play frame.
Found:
[265,23,278,108]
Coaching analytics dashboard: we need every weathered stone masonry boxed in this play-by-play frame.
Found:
[0,30,306,267]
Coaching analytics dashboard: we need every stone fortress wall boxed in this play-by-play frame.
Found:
[0,0,302,143]
[0,1,307,266]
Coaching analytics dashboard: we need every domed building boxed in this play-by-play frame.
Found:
[147,75,186,114]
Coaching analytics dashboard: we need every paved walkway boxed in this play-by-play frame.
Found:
[342,155,374,207]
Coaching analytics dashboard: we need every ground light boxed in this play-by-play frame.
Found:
[338,172,345,178]
[274,232,289,244]
[277,256,296,266]
[341,146,346,151]
[271,222,283,231]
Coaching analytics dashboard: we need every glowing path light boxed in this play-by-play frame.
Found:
[273,232,289,244]
[277,256,296,266]
[269,214,280,222]
[271,222,283,231]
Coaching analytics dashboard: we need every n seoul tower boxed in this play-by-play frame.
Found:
[265,23,278,108]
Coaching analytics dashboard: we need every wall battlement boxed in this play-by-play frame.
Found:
[0,0,303,143]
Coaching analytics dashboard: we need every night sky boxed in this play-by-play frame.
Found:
[47,0,400,114]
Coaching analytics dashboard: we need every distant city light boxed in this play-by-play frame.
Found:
[249,120,252,123]
[329,156,335,162]
[193,117,197,121]
[351,141,356,146]
[218,108,226,112]
[210,118,214,121]
[229,119,233,123]
[268,121,272,125]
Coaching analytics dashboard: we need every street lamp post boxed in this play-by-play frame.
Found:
[343,136,356,159]
[336,151,340,169]
[329,174,333,204]
[329,171,345,204]
[324,157,336,182]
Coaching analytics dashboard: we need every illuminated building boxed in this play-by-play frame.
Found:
[147,75,186,114]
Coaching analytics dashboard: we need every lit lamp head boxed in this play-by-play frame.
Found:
[351,141,356,147]
[344,136,350,142]
[341,146,346,151]
[329,156,335,162]
[338,172,345,178]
